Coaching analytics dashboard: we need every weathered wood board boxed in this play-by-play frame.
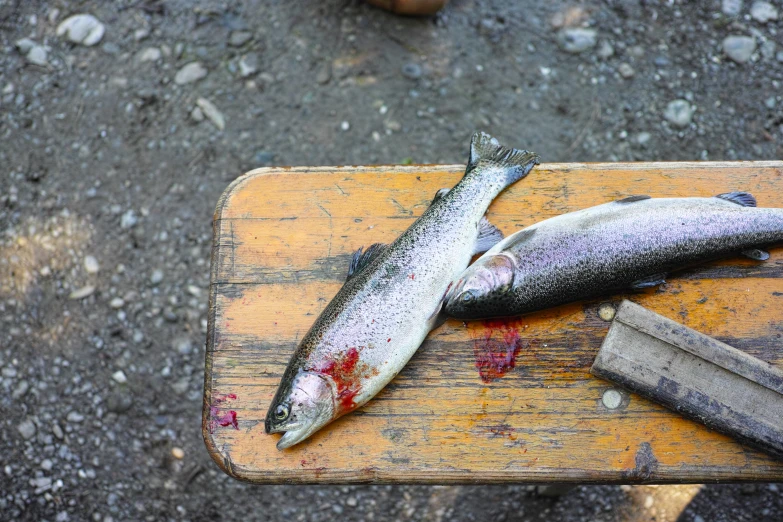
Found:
[203,161,783,484]
[592,300,783,460]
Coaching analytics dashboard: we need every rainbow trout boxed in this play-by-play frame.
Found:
[265,132,539,449]
[445,193,783,319]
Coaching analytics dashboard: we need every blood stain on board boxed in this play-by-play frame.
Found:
[208,393,239,433]
[473,319,526,382]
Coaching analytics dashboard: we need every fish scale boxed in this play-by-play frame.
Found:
[265,132,540,449]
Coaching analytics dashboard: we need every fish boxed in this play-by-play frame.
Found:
[445,192,783,319]
[264,132,540,449]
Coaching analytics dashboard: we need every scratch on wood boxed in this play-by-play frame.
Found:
[230,221,236,276]
[390,198,413,216]
[316,203,334,257]
[335,183,347,196]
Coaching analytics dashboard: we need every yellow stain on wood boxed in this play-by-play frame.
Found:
[205,162,783,484]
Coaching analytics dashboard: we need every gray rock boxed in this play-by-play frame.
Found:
[190,106,204,123]
[618,63,635,79]
[69,285,95,300]
[401,62,422,80]
[15,37,36,54]
[596,40,614,59]
[316,62,331,85]
[137,47,162,63]
[174,62,207,85]
[41,459,54,471]
[111,370,127,383]
[777,50,783,63]
[18,419,36,440]
[664,99,696,127]
[765,96,776,109]
[106,391,133,413]
[228,30,253,47]
[239,53,259,78]
[84,255,100,274]
[27,45,48,66]
[109,297,125,309]
[750,1,778,22]
[120,210,138,229]
[173,336,193,355]
[171,377,190,395]
[56,14,105,46]
[557,28,598,54]
[723,35,756,63]
[722,0,743,16]
[196,98,225,130]
[52,423,64,439]
[66,411,85,423]
[12,380,29,399]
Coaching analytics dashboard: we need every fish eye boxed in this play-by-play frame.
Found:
[461,291,475,303]
[274,403,290,420]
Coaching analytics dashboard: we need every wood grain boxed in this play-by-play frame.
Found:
[204,161,783,484]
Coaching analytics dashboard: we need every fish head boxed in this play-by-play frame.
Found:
[445,254,516,318]
[264,370,336,450]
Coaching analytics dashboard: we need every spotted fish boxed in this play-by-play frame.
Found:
[445,193,783,319]
[264,132,539,449]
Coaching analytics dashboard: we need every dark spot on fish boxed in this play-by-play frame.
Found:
[473,319,525,382]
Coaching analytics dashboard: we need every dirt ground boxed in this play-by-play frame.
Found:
[2,0,783,520]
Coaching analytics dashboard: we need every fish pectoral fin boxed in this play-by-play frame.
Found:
[742,248,770,261]
[346,243,387,280]
[631,273,667,290]
[716,191,757,207]
[474,216,504,255]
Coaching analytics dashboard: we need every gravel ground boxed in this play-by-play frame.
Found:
[2,0,783,521]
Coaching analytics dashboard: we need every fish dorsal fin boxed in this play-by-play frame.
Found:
[474,216,504,255]
[716,192,756,207]
[430,188,450,206]
[616,195,651,204]
[347,243,387,280]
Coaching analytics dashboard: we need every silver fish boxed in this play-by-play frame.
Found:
[265,132,540,449]
[445,193,783,319]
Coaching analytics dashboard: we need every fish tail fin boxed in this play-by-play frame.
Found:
[467,131,540,186]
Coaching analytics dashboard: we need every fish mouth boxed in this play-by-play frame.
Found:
[276,429,308,450]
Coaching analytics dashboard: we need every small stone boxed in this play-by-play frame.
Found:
[12,380,29,399]
[41,459,54,471]
[228,30,253,47]
[55,511,69,522]
[187,285,201,297]
[769,483,779,492]
[239,53,259,77]
[636,132,652,146]
[723,35,756,64]
[150,269,164,285]
[18,419,36,440]
[106,391,133,413]
[84,255,99,274]
[172,377,190,395]
[120,210,138,229]
[765,96,776,109]
[27,45,48,66]
[341,121,350,131]
[618,63,635,79]
[196,98,225,131]
[52,423,64,439]
[401,62,422,80]
[316,63,331,84]
[172,336,193,355]
[557,28,598,54]
[109,297,125,309]
[602,389,623,409]
[15,37,36,54]
[332,504,344,515]
[137,47,162,62]
[134,27,150,41]
[644,495,654,508]
[174,62,207,85]
[722,0,743,16]
[111,370,127,384]
[750,1,778,23]
[66,411,85,423]
[171,447,185,460]
[69,285,96,300]
[694,516,705,522]
[663,99,695,128]
[255,151,275,165]
[596,40,614,59]
[190,106,204,122]
[346,497,358,507]
[56,14,105,46]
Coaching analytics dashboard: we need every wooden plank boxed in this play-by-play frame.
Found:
[204,161,783,484]
[591,300,783,460]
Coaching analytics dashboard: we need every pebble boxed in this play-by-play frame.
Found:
[316,62,331,84]
[52,423,64,439]
[12,380,29,399]
[172,336,193,355]
[644,495,654,508]
[109,297,125,309]
[722,0,743,16]
[346,497,358,507]
[66,411,85,423]
[137,47,162,63]
[723,35,756,64]
[557,28,597,54]
[69,285,96,300]
[618,63,635,79]
[41,459,54,471]
[663,99,695,127]
[341,121,350,131]
[84,255,100,274]
[401,62,422,80]
[56,14,105,46]
[750,1,778,22]
[239,53,259,77]
[596,41,614,59]
[106,391,133,413]
[191,106,205,123]
[150,268,163,285]
[228,30,253,47]
[120,209,138,229]
[174,62,207,85]
[27,45,49,66]
[196,98,226,130]
[111,370,128,384]
[777,50,783,63]
[694,516,705,522]
[171,447,185,459]
[765,96,776,109]
[18,419,37,440]
[636,132,652,146]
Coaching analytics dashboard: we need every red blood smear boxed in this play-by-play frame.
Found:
[311,347,363,413]
[217,410,238,429]
[474,320,524,382]
[208,394,239,433]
